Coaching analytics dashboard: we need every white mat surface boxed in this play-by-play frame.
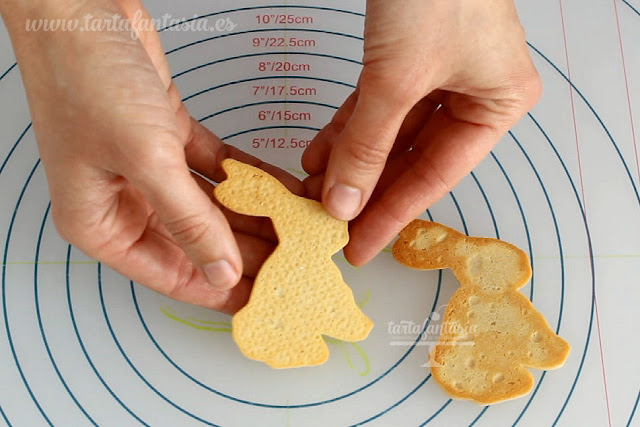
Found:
[0,1,639,425]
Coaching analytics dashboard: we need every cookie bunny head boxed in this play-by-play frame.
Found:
[393,220,531,294]
[214,159,293,218]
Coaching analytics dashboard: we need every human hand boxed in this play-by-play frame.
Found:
[302,0,542,265]
[1,0,302,313]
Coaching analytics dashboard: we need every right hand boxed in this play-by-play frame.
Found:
[1,0,302,313]
[302,0,542,266]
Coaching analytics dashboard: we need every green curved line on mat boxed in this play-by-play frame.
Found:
[325,337,371,377]
[163,306,231,327]
[161,307,231,333]
[348,342,371,376]
[336,255,360,270]
[286,167,308,177]
[161,301,371,376]
[357,289,372,308]
[285,399,291,427]
[185,317,232,327]
[381,247,392,254]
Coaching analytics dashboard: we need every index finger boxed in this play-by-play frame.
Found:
[344,109,502,266]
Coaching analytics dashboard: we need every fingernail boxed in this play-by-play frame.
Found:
[203,260,239,290]
[326,183,362,221]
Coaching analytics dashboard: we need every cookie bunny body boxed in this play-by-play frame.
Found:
[393,220,570,404]
[215,159,373,368]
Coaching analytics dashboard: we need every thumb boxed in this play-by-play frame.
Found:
[321,85,415,221]
[128,149,242,291]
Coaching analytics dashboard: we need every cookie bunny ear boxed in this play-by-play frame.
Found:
[392,220,461,270]
[214,159,293,217]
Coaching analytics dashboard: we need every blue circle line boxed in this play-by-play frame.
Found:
[0,122,32,427]
[182,75,355,102]
[200,99,337,123]
[627,389,640,427]
[0,403,10,426]
[361,192,475,425]
[0,124,31,177]
[354,190,473,425]
[129,268,444,410]
[220,125,320,140]
[65,246,148,426]
[97,265,220,426]
[520,116,568,334]
[619,3,640,425]
[468,407,490,426]
[448,192,469,236]
[1,159,52,426]
[0,63,16,84]
[527,42,640,207]
[470,171,500,239]
[526,118,596,426]
[622,0,640,16]
[508,125,567,426]
[34,203,97,425]
[456,121,569,426]
[0,123,139,424]
[347,375,433,427]
[549,157,596,426]
[490,150,535,302]
[172,50,362,80]
[418,399,453,427]
[526,42,613,426]
[424,143,546,425]
[461,170,501,425]
[157,5,364,33]
[166,27,363,56]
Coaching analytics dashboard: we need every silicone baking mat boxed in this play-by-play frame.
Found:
[1,0,639,425]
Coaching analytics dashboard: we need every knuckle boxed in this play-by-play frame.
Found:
[359,67,422,107]
[411,156,452,199]
[50,203,112,258]
[164,214,211,247]
[118,134,186,184]
[167,255,198,300]
[50,205,78,245]
[135,146,183,175]
[343,137,390,172]
[508,68,544,113]
[523,71,544,106]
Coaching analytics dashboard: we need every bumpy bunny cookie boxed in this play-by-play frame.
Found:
[215,159,373,368]
[393,219,570,404]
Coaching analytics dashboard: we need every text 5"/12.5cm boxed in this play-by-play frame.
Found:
[252,137,311,149]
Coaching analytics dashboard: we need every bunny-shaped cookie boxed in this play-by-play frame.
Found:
[215,159,373,368]
[393,219,570,404]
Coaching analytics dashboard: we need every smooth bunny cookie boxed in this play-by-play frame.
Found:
[393,219,570,404]
[214,159,373,368]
